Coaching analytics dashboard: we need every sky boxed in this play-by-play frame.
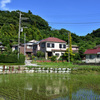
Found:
[0,0,100,36]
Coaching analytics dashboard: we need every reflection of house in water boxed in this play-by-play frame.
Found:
[45,81,68,96]
[24,77,68,97]
[36,79,68,96]
[24,82,32,91]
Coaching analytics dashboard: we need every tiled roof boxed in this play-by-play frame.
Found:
[40,37,66,43]
[84,47,100,54]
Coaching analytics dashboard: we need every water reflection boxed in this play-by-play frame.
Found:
[53,89,100,100]
[0,74,100,100]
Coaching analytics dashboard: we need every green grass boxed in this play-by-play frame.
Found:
[32,61,73,68]
[31,61,100,74]
[32,61,100,68]
[0,63,25,65]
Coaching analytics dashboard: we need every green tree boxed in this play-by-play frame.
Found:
[63,32,75,62]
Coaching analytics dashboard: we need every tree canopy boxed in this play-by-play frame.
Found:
[0,10,100,57]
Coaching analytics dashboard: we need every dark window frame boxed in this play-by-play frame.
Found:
[47,43,50,47]
[33,45,37,50]
[55,53,59,56]
[89,55,95,59]
[59,44,62,48]
[97,54,100,58]
[63,44,66,48]
[41,42,45,48]
[52,43,54,48]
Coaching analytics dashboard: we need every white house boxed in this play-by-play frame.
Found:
[84,46,100,63]
[33,37,79,59]
[33,37,67,59]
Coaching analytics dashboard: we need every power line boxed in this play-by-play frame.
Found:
[48,22,100,25]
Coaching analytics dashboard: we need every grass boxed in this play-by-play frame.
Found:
[32,60,100,68]
[32,61,73,68]
[0,63,25,65]
[31,61,100,74]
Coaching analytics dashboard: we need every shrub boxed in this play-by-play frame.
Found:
[51,56,57,62]
[37,51,45,58]
[0,53,25,64]
[18,54,25,64]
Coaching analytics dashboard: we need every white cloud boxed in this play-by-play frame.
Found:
[0,0,11,10]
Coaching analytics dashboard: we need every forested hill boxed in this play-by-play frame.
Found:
[0,10,100,52]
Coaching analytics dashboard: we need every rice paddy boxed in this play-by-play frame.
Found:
[0,73,100,100]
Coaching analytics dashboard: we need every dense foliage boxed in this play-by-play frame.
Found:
[0,53,25,64]
[51,56,57,62]
[0,10,100,60]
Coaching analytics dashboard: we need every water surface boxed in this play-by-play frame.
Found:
[0,73,100,100]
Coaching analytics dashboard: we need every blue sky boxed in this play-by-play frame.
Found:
[0,0,100,36]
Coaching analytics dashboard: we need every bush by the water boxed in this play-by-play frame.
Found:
[51,56,57,62]
[0,54,25,64]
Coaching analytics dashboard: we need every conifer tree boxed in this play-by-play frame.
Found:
[63,32,75,62]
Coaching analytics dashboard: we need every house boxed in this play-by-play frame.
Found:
[33,37,67,59]
[33,37,79,59]
[12,37,79,59]
[12,44,18,51]
[20,42,33,57]
[0,42,5,52]
[84,46,100,63]
[12,40,38,57]
[72,45,79,53]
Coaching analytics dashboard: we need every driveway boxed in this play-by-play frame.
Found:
[25,60,39,66]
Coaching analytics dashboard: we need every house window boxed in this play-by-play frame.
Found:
[63,44,66,48]
[47,43,50,47]
[89,55,95,59]
[27,45,32,49]
[33,45,37,50]
[41,43,45,48]
[55,53,59,56]
[59,44,62,48]
[97,54,100,58]
[47,43,54,48]
[61,53,64,56]
[52,43,54,48]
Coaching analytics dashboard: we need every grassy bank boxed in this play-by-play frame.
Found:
[0,63,25,65]
[32,61,100,68]
[31,61,100,74]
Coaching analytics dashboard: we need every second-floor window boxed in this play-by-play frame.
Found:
[47,43,54,48]
[52,43,54,48]
[63,44,66,48]
[59,44,66,48]
[41,43,45,48]
[59,44,62,48]
[27,45,32,49]
[47,43,50,47]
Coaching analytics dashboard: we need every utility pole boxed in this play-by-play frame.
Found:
[18,12,21,59]
[18,12,28,59]
[68,32,70,63]
[24,33,26,56]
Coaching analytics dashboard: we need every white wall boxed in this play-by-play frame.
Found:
[86,54,100,63]
[53,51,65,59]
[46,42,67,51]
[12,47,15,51]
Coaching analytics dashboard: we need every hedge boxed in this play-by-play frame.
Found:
[0,54,25,64]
